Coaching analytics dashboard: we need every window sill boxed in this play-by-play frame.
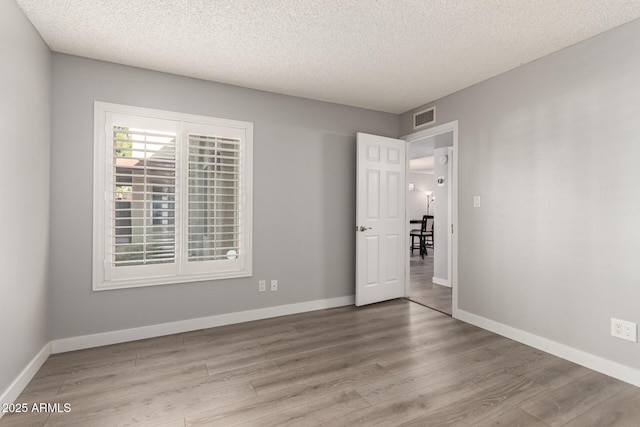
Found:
[93,269,252,291]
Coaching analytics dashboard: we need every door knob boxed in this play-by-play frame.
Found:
[358,226,372,232]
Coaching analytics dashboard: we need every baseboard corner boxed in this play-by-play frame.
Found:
[432,276,451,287]
[0,342,51,413]
[456,308,640,388]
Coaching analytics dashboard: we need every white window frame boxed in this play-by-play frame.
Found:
[93,102,253,291]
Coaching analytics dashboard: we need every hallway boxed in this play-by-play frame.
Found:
[409,250,452,315]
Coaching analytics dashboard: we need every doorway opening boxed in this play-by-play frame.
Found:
[403,121,457,316]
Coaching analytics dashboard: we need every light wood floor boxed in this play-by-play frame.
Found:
[409,250,452,315]
[2,300,639,426]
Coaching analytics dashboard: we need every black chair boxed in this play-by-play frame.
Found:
[410,215,434,258]
[424,216,434,252]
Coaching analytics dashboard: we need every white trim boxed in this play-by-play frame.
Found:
[51,296,354,353]
[446,146,453,291]
[451,125,459,318]
[401,120,456,142]
[95,270,252,291]
[432,277,451,288]
[95,102,252,129]
[1,296,354,412]
[402,120,458,315]
[93,101,253,291]
[0,343,51,412]
[457,309,640,388]
[404,140,411,299]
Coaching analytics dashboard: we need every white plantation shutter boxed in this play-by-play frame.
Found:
[112,127,177,268]
[187,134,241,262]
[94,102,253,290]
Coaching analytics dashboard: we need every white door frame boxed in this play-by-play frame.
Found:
[401,120,459,317]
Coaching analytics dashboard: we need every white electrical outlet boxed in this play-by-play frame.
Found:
[258,280,266,292]
[611,318,637,342]
[270,280,278,291]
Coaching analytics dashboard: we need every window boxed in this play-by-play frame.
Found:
[93,102,252,290]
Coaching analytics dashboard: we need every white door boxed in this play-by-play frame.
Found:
[356,132,407,306]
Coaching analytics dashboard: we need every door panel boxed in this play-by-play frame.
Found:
[356,132,406,306]
[366,236,379,286]
[366,170,380,219]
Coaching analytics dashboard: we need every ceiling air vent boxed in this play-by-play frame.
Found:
[413,106,436,129]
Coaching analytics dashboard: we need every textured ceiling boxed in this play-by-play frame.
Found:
[16,0,640,113]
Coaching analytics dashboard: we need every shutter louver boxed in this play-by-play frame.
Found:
[188,134,241,262]
[111,126,177,267]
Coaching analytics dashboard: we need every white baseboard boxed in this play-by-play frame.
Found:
[2,296,355,414]
[51,295,355,354]
[432,277,451,288]
[456,309,640,388]
[0,343,51,415]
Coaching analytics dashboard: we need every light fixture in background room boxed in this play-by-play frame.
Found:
[409,182,415,191]
[425,191,435,214]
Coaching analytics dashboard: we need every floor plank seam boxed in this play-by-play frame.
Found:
[3,300,639,427]
[54,381,65,395]
[521,407,551,426]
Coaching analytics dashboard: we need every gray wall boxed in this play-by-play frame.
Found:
[0,0,51,397]
[401,19,640,369]
[432,147,450,283]
[50,54,398,340]
[409,172,434,219]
